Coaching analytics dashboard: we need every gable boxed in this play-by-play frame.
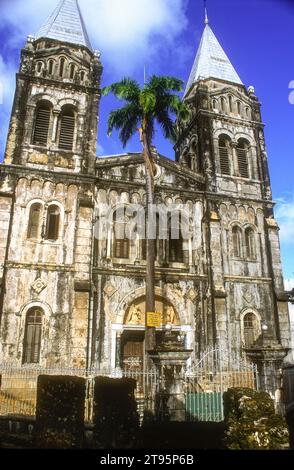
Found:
[96,153,205,192]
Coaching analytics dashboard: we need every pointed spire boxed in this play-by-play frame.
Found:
[185,17,242,96]
[204,1,209,25]
[35,0,92,50]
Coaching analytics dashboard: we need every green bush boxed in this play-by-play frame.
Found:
[223,387,289,450]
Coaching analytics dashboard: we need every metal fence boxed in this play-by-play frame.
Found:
[184,349,259,421]
[0,364,158,422]
[0,351,258,423]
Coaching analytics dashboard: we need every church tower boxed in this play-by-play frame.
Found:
[176,10,291,391]
[0,0,102,368]
[4,0,102,174]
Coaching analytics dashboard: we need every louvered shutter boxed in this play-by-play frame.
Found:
[219,145,230,175]
[59,113,75,150]
[33,107,50,146]
[237,147,249,178]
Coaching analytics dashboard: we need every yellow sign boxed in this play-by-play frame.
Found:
[146,312,161,327]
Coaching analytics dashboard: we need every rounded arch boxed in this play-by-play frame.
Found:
[28,93,58,108]
[26,198,45,211]
[123,295,180,327]
[58,98,79,110]
[240,308,262,347]
[235,133,254,147]
[18,300,52,319]
[115,286,184,326]
[213,128,234,140]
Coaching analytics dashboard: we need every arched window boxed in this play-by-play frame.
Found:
[27,203,42,239]
[218,136,231,175]
[45,205,60,241]
[32,101,51,146]
[80,70,85,82]
[168,214,184,263]
[243,312,260,347]
[232,226,242,258]
[245,227,256,259]
[48,59,54,75]
[245,107,250,118]
[70,64,75,80]
[58,106,75,150]
[212,99,218,110]
[228,96,233,113]
[59,57,65,77]
[113,208,130,259]
[36,62,43,73]
[23,308,43,364]
[237,139,250,178]
[220,97,226,112]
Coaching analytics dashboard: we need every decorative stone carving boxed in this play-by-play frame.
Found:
[31,278,47,295]
[127,305,143,325]
[103,283,117,297]
[187,288,197,302]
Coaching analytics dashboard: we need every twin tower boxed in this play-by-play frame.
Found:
[0,0,291,397]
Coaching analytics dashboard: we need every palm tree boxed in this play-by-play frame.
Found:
[103,75,188,353]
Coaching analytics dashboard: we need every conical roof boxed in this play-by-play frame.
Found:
[35,0,92,50]
[185,21,242,95]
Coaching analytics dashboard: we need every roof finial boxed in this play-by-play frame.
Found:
[204,0,209,25]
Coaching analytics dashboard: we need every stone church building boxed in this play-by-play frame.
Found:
[0,0,291,394]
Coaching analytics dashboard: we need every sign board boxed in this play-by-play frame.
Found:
[146,312,161,327]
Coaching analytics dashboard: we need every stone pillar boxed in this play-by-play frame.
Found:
[246,334,289,398]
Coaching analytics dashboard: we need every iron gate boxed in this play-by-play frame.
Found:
[184,348,259,422]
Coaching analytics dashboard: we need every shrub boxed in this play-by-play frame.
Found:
[93,377,139,449]
[223,387,289,450]
[34,375,86,449]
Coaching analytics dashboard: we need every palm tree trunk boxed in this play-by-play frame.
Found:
[142,132,156,354]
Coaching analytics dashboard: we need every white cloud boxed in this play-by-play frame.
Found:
[0,0,189,158]
[0,0,188,73]
[276,194,294,245]
[285,278,294,291]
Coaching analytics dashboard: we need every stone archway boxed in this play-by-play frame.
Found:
[124,295,180,327]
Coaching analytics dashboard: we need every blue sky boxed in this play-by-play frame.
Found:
[0,0,293,281]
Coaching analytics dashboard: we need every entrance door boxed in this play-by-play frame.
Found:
[122,334,144,395]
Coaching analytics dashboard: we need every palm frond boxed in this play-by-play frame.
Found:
[107,104,141,147]
[147,75,184,94]
[103,78,140,102]
[155,109,176,141]
[139,89,157,115]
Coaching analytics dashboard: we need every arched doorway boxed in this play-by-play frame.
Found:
[121,296,180,375]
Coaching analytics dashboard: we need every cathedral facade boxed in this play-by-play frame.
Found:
[0,0,291,394]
